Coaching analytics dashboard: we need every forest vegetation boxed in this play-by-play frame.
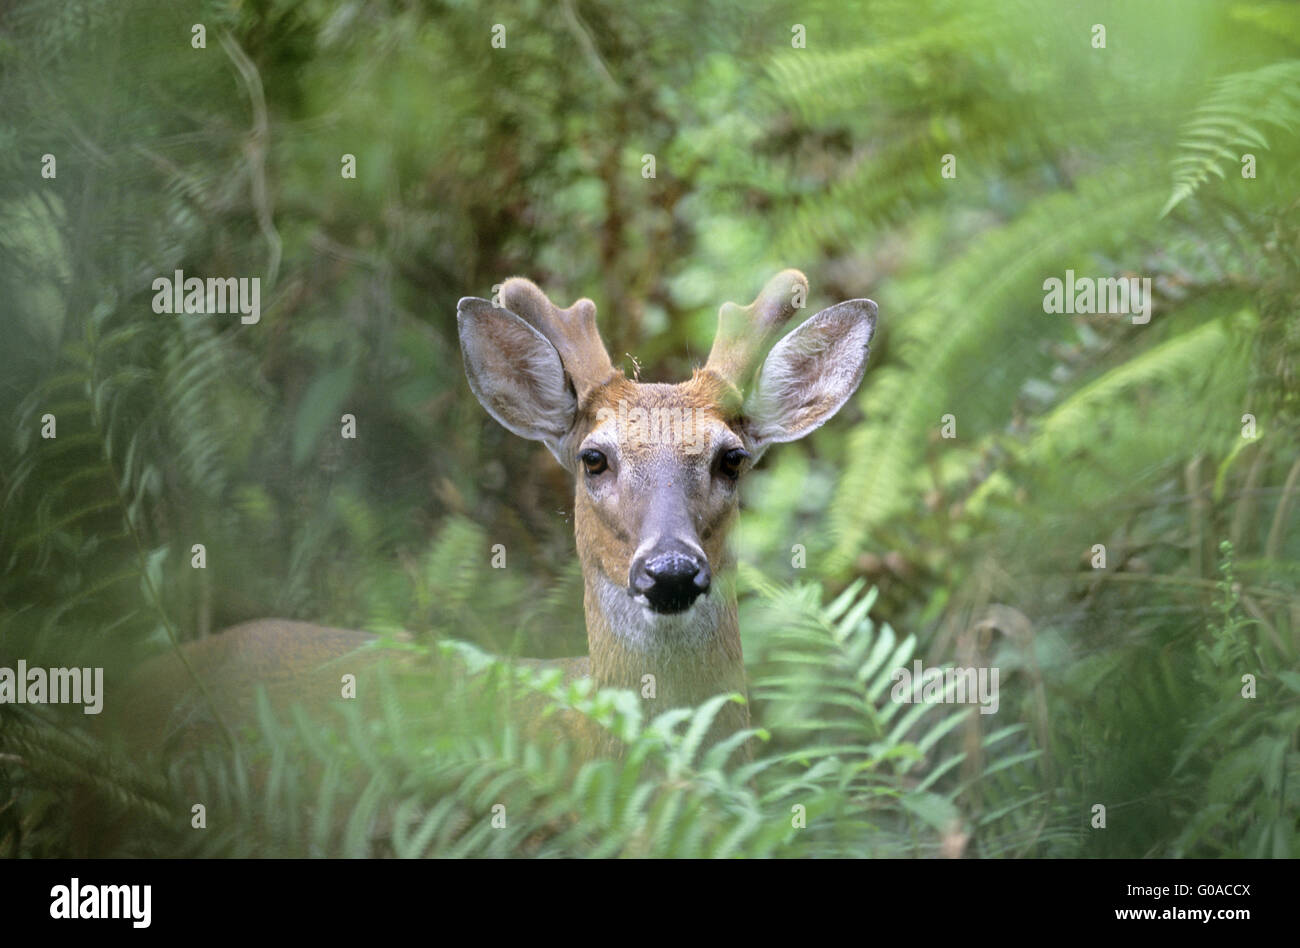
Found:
[1,0,1297,857]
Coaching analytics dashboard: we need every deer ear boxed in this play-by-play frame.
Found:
[458,297,576,454]
[744,299,877,454]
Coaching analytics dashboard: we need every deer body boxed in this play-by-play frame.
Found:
[125,270,876,763]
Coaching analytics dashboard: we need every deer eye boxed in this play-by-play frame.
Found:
[718,447,749,481]
[580,449,609,476]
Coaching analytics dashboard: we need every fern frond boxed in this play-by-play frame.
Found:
[830,167,1169,567]
[1164,60,1300,214]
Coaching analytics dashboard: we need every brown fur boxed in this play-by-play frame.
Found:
[569,371,753,756]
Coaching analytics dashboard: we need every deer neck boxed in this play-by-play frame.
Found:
[582,568,748,722]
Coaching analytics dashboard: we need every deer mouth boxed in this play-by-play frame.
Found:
[635,588,702,615]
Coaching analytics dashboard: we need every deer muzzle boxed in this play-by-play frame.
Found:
[630,545,711,614]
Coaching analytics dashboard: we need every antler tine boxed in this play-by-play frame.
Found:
[704,269,809,395]
[499,277,620,403]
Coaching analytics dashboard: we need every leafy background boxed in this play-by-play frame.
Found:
[1,0,1297,856]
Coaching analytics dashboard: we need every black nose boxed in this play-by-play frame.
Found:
[630,550,711,614]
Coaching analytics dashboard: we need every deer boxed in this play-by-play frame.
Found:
[118,269,877,767]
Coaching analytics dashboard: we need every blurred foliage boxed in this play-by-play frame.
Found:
[1,0,1298,856]
[8,579,1009,857]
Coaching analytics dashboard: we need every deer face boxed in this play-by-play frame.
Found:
[458,270,876,621]
[574,373,742,615]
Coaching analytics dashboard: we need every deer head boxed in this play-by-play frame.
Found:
[458,269,876,740]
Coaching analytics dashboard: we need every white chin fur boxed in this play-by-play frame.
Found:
[598,572,719,654]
